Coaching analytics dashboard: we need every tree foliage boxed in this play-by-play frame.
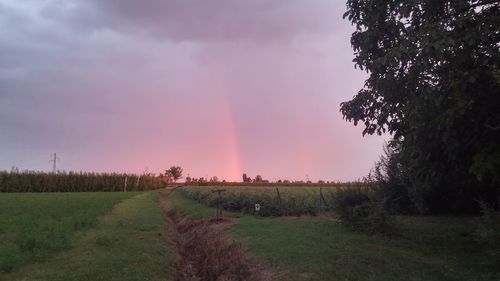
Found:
[254,175,263,183]
[369,142,413,214]
[165,166,183,182]
[341,0,500,213]
[242,173,252,183]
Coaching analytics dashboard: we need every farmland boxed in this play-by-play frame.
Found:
[0,171,166,192]
[1,183,498,281]
[179,185,344,216]
[2,0,498,280]
[0,191,175,281]
[167,188,500,281]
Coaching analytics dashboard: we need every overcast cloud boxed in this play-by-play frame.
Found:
[0,0,385,181]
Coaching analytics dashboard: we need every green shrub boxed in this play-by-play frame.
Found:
[365,197,393,235]
[331,186,394,235]
[474,200,498,244]
[331,186,371,227]
[370,142,414,214]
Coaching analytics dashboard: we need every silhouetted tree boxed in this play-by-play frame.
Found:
[341,0,500,213]
[242,173,251,183]
[254,175,263,183]
[165,166,183,183]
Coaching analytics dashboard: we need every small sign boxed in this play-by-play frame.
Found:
[255,203,261,212]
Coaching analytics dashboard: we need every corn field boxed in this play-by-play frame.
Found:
[179,185,367,216]
[0,171,166,192]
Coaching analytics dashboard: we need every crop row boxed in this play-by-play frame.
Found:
[178,186,351,216]
[0,171,166,192]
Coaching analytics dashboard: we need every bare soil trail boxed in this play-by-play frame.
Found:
[158,189,273,281]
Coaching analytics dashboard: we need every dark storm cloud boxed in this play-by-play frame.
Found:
[41,0,337,43]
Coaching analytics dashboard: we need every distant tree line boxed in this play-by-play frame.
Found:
[183,172,373,188]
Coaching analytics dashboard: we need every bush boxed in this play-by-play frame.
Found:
[332,186,394,235]
[365,197,393,235]
[331,186,371,226]
[474,200,498,244]
[369,142,413,214]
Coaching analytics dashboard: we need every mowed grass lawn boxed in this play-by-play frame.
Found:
[166,189,500,281]
[0,191,175,281]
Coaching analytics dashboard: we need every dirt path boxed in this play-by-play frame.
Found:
[158,190,272,281]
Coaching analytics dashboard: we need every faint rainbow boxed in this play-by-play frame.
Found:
[212,75,242,182]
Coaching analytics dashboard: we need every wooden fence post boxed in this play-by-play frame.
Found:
[212,189,226,222]
[318,188,322,214]
[276,187,283,216]
[320,187,327,211]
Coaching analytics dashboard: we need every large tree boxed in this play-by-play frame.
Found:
[341,0,500,214]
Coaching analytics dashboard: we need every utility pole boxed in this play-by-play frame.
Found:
[49,153,59,173]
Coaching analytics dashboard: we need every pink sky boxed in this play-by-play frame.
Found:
[0,0,387,182]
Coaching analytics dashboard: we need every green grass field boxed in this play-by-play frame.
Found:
[0,191,175,281]
[166,189,500,281]
[2,188,498,281]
